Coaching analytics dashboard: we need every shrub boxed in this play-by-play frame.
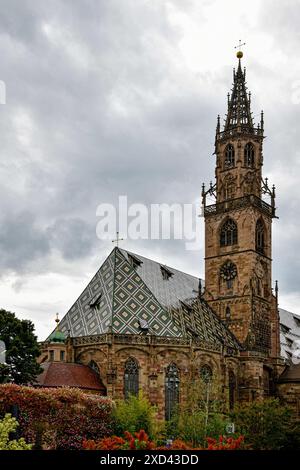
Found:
[206,435,244,450]
[83,435,126,450]
[112,392,156,437]
[83,431,245,450]
[0,414,32,450]
[231,398,300,450]
[83,429,155,450]
[0,384,113,450]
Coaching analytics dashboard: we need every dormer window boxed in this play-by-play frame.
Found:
[89,292,102,311]
[280,323,291,334]
[160,266,174,280]
[139,318,149,331]
[293,316,300,328]
[285,350,292,359]
[128,254,143,270]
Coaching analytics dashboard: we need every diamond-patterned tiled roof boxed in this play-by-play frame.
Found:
[53,248,240,350]
[278,308,300,361]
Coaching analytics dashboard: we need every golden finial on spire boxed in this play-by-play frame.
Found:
[55,313,60,328]
[234,39,246,59]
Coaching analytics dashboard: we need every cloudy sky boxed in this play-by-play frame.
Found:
[0,0,300,339]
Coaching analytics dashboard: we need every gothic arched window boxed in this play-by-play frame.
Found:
[256,219,265,254]
[200,364,213,383]
[244,142,255,167]
[165,363,180,421]
[224,144,235,168]
[229,370,236,410]
[124,357,139,399]
[220,219,238,247]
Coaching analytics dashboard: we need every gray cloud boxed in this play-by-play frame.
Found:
[0,0,300,337]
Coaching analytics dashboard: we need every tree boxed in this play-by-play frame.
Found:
[0,309,42,384]
[231,398,300,450]
[168,375,227,447]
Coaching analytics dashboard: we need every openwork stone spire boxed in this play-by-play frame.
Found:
[224,58,254,133]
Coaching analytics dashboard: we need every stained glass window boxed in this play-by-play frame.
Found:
[165,363,180,421]
[200,364,213,383]
[124,357,139,398]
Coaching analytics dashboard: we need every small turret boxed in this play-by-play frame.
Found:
[49,313,66,344]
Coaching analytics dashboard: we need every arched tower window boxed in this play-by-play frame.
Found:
[165,363,180,421]
[244,142,255,167]
[224,144,235,168]
[200,364,213,383]
[256,219,265,254]
[220,219,238,246]
[124,357,139,399]
[229,370,236,410]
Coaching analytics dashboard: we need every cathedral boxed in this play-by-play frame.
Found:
[37,51,300,419]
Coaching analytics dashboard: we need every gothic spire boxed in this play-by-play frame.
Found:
[224,56,254,133]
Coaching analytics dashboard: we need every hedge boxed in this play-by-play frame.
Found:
[0,384,113,450]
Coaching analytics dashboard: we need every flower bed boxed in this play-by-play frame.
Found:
[83,430,244,450]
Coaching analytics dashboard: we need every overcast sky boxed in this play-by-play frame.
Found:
[0,0,300,339]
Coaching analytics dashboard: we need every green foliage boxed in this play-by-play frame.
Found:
[167,377,227,447]
[113,392,157,438]
[0,308,42,385]
[0,414,32,450]
[231,398,300,450]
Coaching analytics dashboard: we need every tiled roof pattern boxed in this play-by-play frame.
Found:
[51,248,239,349]
[279,308,300,361]
[119,249,200,309]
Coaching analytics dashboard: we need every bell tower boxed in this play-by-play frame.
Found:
[202,49,280,359]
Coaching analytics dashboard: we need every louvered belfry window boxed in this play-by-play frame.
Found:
[224,144,235,168]
[244,142,255,167]
[124,357,139,398]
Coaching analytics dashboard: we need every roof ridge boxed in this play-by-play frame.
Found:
[45,248,117,341]
[111,247,118,331]
[119,248,202,281]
